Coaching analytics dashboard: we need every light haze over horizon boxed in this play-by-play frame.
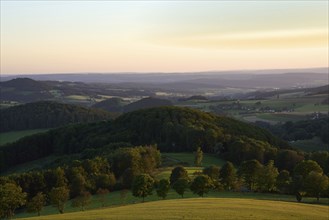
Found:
[1,1,328,75]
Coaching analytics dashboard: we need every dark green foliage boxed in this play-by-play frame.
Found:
[0,101,114,132]
[172,178,189,198]
[71,191,92,211]
[49,186,70,214]
[303,171,329,202]
[275,150,304,171]
[267,117,329,143]
[92,97,127,112]
[294,160,323,178]
[95,173,116,190]
[222,136,278,165]
[26,192,46,216]
[0,183,26,219]
[123,97,173,112]
[203,165,220,181]
[44,167,68,192]
[256,160,279,192]
[238,160,262,191]
[131,174,154,202]
[219,162,237,190]
[190,175,213,197]
[111,146,160,187]
[170,166,188,185]
[309,151,329,174]
[276,170,291,193]
[156,179,170,199]
[1,106,287,171]
[194,147,203,166]
[11,171,46,200]
[291,160,323,202]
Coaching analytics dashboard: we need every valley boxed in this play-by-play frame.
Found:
[0,72,328,220]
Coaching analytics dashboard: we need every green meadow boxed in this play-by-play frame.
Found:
[18,197,329,220]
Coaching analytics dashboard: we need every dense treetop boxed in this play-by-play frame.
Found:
[123,97,173,112]
[0,101,116,132]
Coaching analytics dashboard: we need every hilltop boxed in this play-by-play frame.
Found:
[92,97,129,112]
[0,101,116,132]
[123,97,173,112]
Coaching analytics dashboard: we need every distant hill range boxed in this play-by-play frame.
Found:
[1,67,328,90]
[0,101,115,132]
[0,78,154,103]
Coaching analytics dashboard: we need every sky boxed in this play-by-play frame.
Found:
[1,1,328,74]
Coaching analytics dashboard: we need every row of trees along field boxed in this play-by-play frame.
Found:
[1,146,328,219]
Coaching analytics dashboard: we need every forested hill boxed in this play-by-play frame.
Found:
[0,106,290,171]
[0,101,116,132]
[92,97,128,112]
[123,97,173,112]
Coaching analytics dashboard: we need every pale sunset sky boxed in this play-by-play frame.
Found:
[1,1,328,74]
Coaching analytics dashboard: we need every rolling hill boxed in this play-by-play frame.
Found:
[0,101,115,132]
[0,106,289,171]
[123,97,173,112]
[92,97,128,112]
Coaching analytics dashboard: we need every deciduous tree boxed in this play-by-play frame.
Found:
[0,183,26,219]
[303,171,329,202]
[190,175,213,197]
[219,162,237,190]
[49,186,70,214]
[27,192,46,216]
[172,178,189,198]
[276,170,291,194]
[238,160,262,191]
[156,179,170,199]
[131,174,154,202]
[170,166,188,185]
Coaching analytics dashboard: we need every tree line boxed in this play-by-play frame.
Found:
[1,147,328,218]
[0,145,160,219]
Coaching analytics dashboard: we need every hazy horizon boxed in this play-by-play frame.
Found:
[1,1,328,74]
[1,66,329,77]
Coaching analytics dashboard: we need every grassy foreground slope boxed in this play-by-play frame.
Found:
[20,198,328,220]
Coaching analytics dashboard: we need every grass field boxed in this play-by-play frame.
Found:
[18,198,329,220]
[0,129,48,146]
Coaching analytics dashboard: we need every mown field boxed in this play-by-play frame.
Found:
[0,129,48,146]
[18,198,329,220]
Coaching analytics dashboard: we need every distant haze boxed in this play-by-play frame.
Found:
[1,1,328,74]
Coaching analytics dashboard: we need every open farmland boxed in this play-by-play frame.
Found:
[18,198,329,220]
